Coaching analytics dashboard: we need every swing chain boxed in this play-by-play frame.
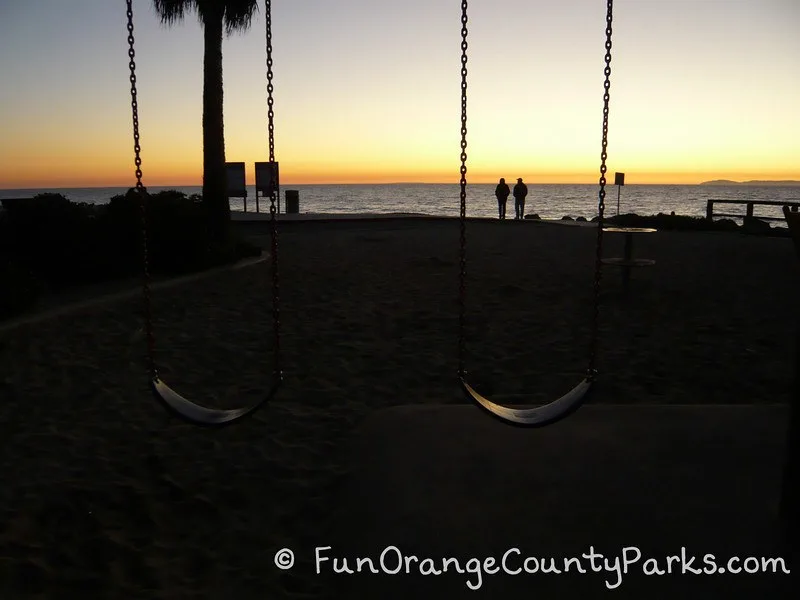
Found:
[126,0,156,378]
[265,0,282,378]
[457,0,469,378]
[588,0,613,378]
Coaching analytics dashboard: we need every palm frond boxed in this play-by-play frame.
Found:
[153,0,257,35]
[186,0,258,35]
[151,0,193,26]
[221,0,259,36]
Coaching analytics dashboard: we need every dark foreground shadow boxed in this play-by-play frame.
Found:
[326,405,797,599]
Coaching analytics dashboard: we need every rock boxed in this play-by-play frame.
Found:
[741,216,772,235]
[576,216,587,222]
[560,215,574,221]
[716,218,739,231]
[523,213,541,220]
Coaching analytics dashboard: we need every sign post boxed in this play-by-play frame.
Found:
[255,162,280,214]
[225,162,247,211]
[614,172,625,215]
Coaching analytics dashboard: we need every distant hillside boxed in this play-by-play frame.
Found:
[700,179,800,186]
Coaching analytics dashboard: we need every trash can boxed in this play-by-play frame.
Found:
[285,190,299,214]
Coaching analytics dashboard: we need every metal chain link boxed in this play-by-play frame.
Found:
[126,0,157,379]
[265,0,282,379]
[587,0,614,379]
[457,0,469,378]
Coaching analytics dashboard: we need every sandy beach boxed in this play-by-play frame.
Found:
[1,217,798,598]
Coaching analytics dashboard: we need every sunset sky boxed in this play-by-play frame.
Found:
[0,0,798,188]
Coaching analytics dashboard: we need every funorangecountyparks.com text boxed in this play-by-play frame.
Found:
[312,545,791,590]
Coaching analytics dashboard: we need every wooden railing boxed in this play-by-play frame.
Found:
[706,199,800,222]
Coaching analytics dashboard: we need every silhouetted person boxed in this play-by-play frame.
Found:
[513,178,528,220]
[495,178,510,219]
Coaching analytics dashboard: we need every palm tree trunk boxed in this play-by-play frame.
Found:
[202,8,230,244]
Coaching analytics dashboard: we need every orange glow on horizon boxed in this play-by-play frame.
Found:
[2,0,798,194]
[2,168,799,189]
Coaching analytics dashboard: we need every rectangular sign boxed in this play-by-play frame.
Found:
[255,162,280,196]
[225,162,247,197]
[614,172,625,186]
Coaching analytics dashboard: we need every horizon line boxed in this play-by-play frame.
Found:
[0,181,771,190]
[2,179,800,191]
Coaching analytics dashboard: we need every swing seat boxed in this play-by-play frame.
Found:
[600,257,655,267]
[125,0,284,429]
[152,375,281,427]
[461,376,593,427]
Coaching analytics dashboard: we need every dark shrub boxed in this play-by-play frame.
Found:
[0,190,262,320]
[1,193,71,213]
[599,212,755,233]
[0,253,43,319]
[0,194,123,288]
[109,189,213,275]
[107,189,261,275]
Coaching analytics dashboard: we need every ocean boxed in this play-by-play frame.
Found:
[1,184,798,225]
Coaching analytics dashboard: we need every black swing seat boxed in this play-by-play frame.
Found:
[460,376,593,427]
[151,375,282,427]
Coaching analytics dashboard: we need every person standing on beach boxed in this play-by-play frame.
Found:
[513,178,528,220]
[495,178,510,219]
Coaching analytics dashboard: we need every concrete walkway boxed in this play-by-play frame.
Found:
[0,254,268,334]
